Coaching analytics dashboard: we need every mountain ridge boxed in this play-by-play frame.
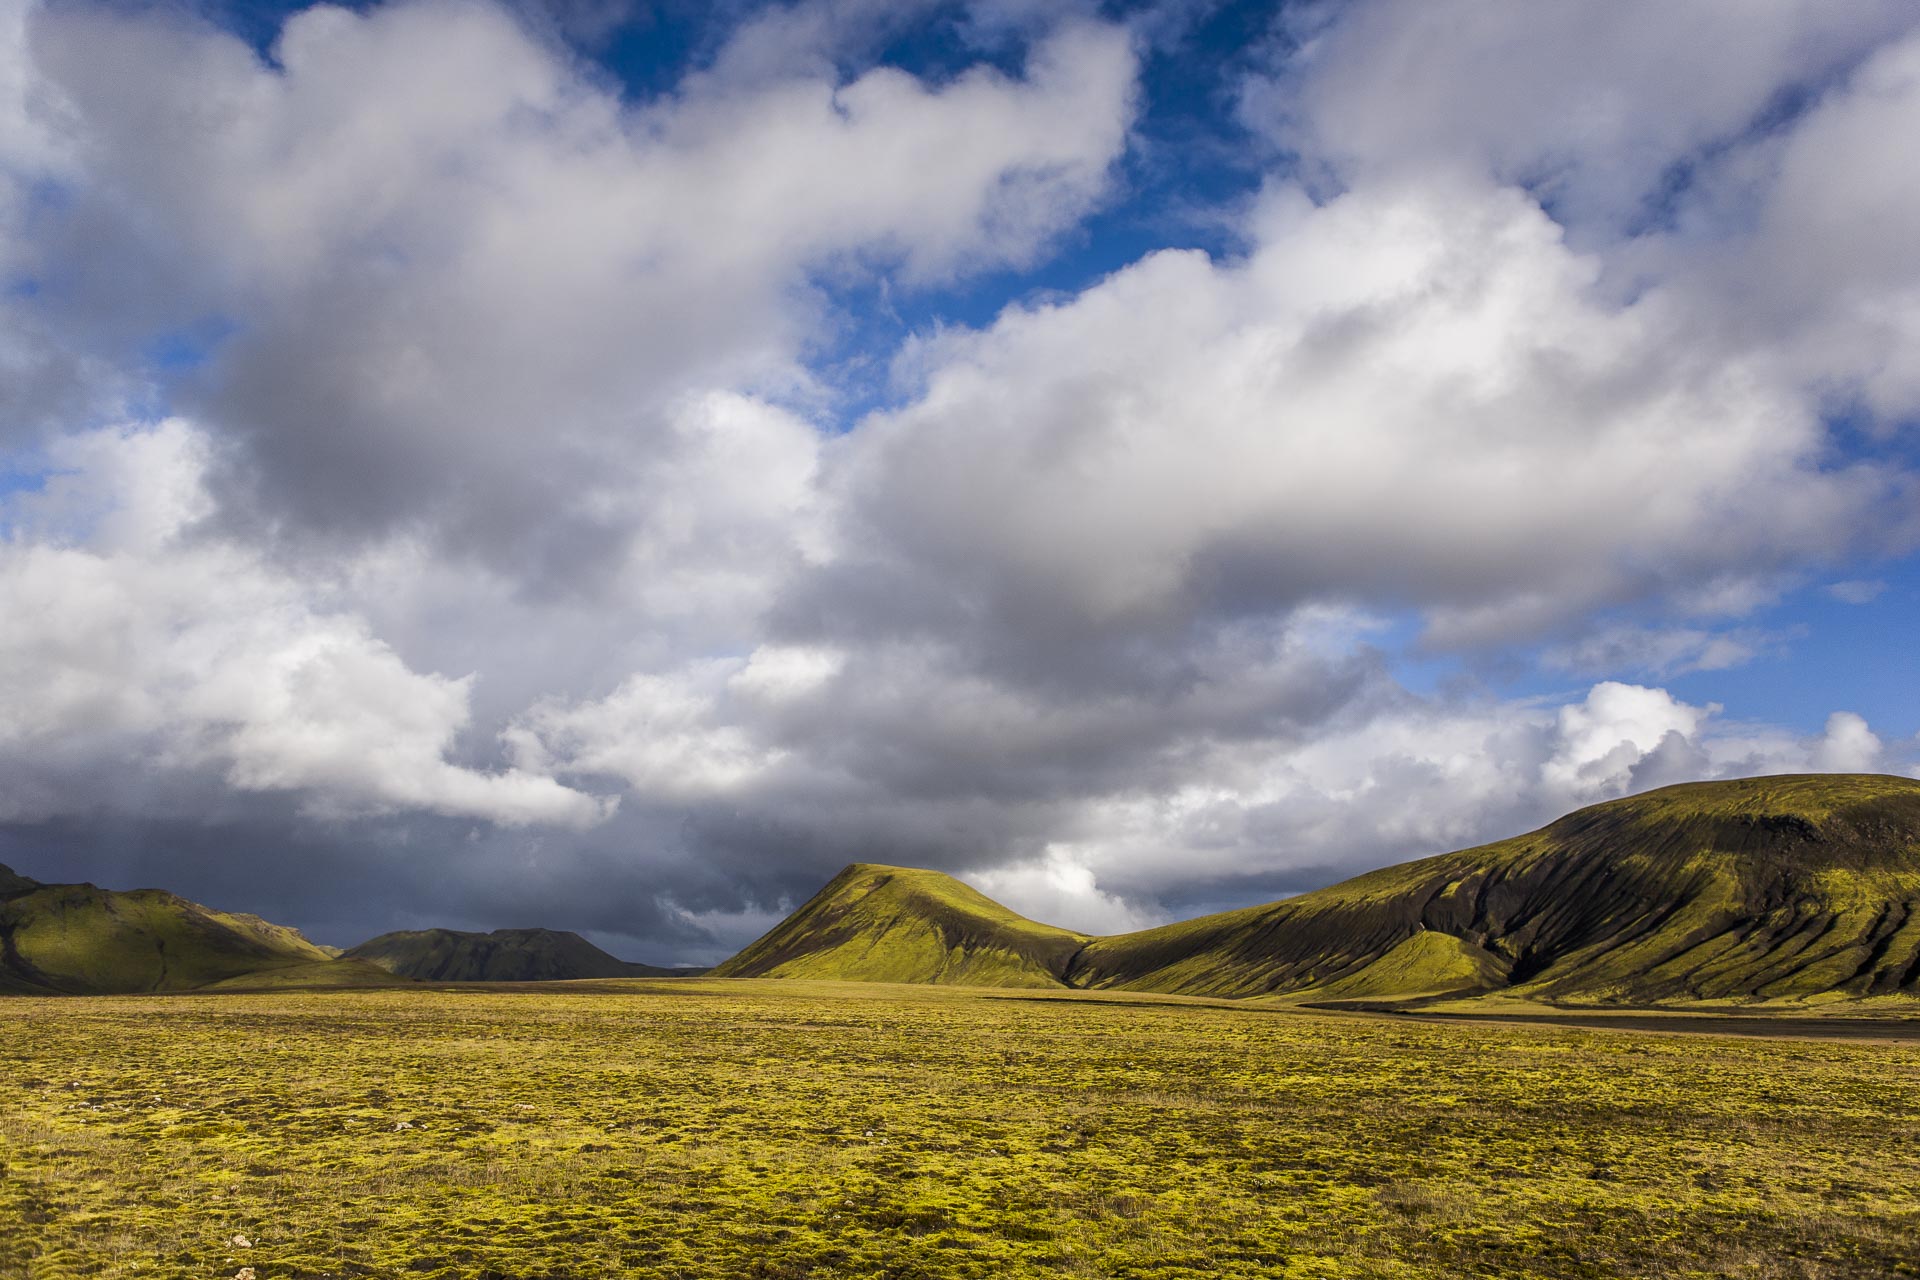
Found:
[724,775,1920,1007]
[1069,773,1920,1003]
[0,863,694,993]
[11,774,1920,1006]
[0,863,337,994]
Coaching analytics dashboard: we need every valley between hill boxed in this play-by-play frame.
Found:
[722,774,1920,1010]
[8,774,1920,1011]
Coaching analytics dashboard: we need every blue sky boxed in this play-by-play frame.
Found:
[2,0,1918,956]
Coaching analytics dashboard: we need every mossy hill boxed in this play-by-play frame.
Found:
[13,774,1920,1005]
[0,863,336,994]
[712,864,1091,987]
[730,776,1920,1007]
[343,928,699,982]
[1071,774,1920,1004]
[199,957,418,991]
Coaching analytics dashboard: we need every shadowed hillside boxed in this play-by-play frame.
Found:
[713,864,1090,987]
[343,927,699,982]
[1069,774,1920,1003]
[725,776,1920,1007]
[0,863,335,994]
[0,862,697,995]
[13,775,1920,1005]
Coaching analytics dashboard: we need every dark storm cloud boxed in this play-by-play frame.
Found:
[0,804,723,960]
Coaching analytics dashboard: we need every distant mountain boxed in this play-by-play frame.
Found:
[14,773,1919,1006]
[0,862,336,994]
[0,860,699,994]
[342,927,699,982]
[722,776,1920,1007]
[713,863,1090,987]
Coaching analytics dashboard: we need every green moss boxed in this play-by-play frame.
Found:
[714,864,1088,987]
[0,883,331,995]
[198,958,418,990]
[2,982,1916,1279]
[1072,774,1920,1007]
[1301,930,1510,1001]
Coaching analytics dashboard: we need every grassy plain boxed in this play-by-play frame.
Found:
[2,980,1916,1280]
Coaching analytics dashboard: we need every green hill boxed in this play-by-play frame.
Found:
[13,774,1920,1006]
[1068,774,1920,1004]
[712,863,1090,987]
[0,863,334,994]
[342,927,699,982]
[720,776,1920,1007]
[198,957,419,991]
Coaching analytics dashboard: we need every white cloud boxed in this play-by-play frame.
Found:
[1689,29,1920,421]
[1828,579,1887,605]
[507,659,784,800]
[1257,1,1917,238]
[1810,711,1884,773]
[17,1,1136,564]
[730,644,846,706]
[0,421,610,827]
[1258,3,1920,431]
[968,847,1160,934]
[1543,681,1710,792]
[831,175,1895,646]
[1542,624,1770,677]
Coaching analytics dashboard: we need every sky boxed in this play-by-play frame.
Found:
[2,0,1919,963]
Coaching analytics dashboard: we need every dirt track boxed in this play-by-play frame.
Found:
[1373,1008,1920,1042]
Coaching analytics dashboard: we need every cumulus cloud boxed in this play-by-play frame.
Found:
[1683,28,1920,421]
[0,1,114,447]
[1543,681,1710,793]
[0,421,609,827]
[1256,1,1920,429]
[1810,711,1885,773]
[968,849,1159,935]
[822,176,1902,659]
[19,0,1135,573]
[1255,0,1918,238]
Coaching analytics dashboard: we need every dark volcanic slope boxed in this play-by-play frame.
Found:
[0,862,334,994]
[713,864,1089,988]
[1068,774,1920,1003]
[343,928,695,982]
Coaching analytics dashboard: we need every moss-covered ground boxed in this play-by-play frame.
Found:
[3,980,1916,1279]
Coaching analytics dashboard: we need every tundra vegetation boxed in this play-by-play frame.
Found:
[3,981,1916,1280]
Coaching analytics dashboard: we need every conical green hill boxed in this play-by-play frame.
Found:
[712,863,1090,987]
[1068,774,1920,1003]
